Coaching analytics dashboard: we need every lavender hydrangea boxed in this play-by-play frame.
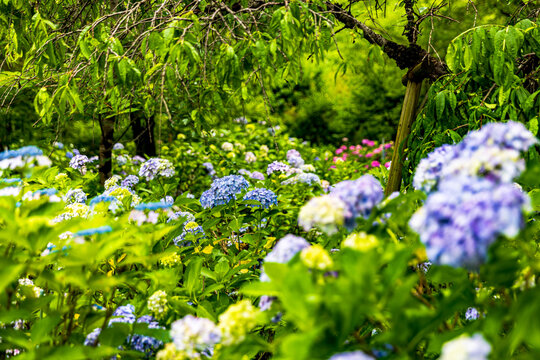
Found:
[330,175,384,229]
[202,162,216,177]
[462,121,537,152]
[288,155,305,168]
[243,188,278,209]
[250,171,265,181]
[260,234,310,282]
[199,175,249,208]
[465,307,480,321]
[267,161,290,175]
[139,158,175,181]
[113,143,124,150]
[122,175,139,188]
[69,154,90,173]
[409,178,530,269]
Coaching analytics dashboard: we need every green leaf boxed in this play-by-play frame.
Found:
[31,314,61,344]
[435,91,446,119]
[527,117,538,136]
[184,258,203,295]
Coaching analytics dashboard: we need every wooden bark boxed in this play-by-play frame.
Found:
[98,116,115,185]
[130,111,156,157]
[385,80,422,195]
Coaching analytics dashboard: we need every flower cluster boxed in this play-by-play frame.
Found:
[0,146,51,171]
[342,232,379,252]
[298,195,346,235]
[139,158,175,181]
[245,151,257,163]
[330,175,384,229]
[69,154,90,174]
[63,189,87,204]
[266,161,290,175]
[148,290,169,319]
[84,304,163,356]
[243,188,278,209]
[260,234,310,282]
[173,221,205,247]
[410,122,535,270]
[218,300,260,345]
[200,175,249,208]
[167,315,221,358]
[122,175,140,188]
[439,333,491,360]
[300,244,333,270]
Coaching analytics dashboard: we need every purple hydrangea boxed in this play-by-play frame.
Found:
[413,144,458,192]
[250,171,265,181]
[465,307,480,321]
[267,161,290,175]
[139,158,175,181]
[286,149,301,160]
[462,121,537,152]
[199,175,249,208]
[330,175,384,230]
[122,175,139,188]
[260,234,310,282]
[69,155,90,173]
[288,155,305,168]
[409,178,530,269]
[243,188,278,209]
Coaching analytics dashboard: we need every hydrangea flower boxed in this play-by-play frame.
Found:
[169,315,221,358]
[167,211,195,224]
[329,175,384,230]
[202,162,216,177]
[298,195,346,235]
[0,146,51,170]
[122,175,139,188]
[300,244,333,270]
[199,175,249,208]
[329,351,375,360]
[409,178,530,269]
[113,143,124,150]
[238,168,251,177]
[260,234,310,282]
[173,221,205,247]
[439,333,491,360]
[104,175,122,190]
[243,188,277,209]
[267,161,290,175]
[413,144,457,192]
[286,149,301,160]
[69,155,90,174]
[462,121,537,152]
[250,171,265,181]
[218,300,260,345]
[116,155,127,165]
[84,304,163,356]
[139,158,175,181]
[342,232,378,252]
[221,142,234,151]
[465,307,480,321]
[288,155,305,168]
[148,290,169,319]
[74,226,112,237]
[63,189,87,204]
[245,151,257,163]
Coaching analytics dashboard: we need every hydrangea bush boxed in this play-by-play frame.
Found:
[0,120,538,359]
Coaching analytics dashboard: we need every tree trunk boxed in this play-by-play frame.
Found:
[385,80,423,196]
[98,115,115,185]
[130,111,156,157]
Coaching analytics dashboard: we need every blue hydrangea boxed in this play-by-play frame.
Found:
[89,195,118,206]
[329,351,375,360]
[238,168,251,177]
[167,211,195,224]
[260,234,310,282]
[84,304,163,357]
[121,175,139,188]
[173,222,205,247]
[410,178,530,269]
[413,144,457,192]
[243,188,277,209]
[267,161,290,175]
[139,158,175,181]
[64,189,87,204]
[465,307,480,321]
[135,202,172,211]
[74,226,113,237]
[53,142,64,149]
[199,175,249,208]
[462,121,537,152]
[0,146,43,160]
[298,173,320,185]
[0,178,22,184]
[330,175,384,230]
